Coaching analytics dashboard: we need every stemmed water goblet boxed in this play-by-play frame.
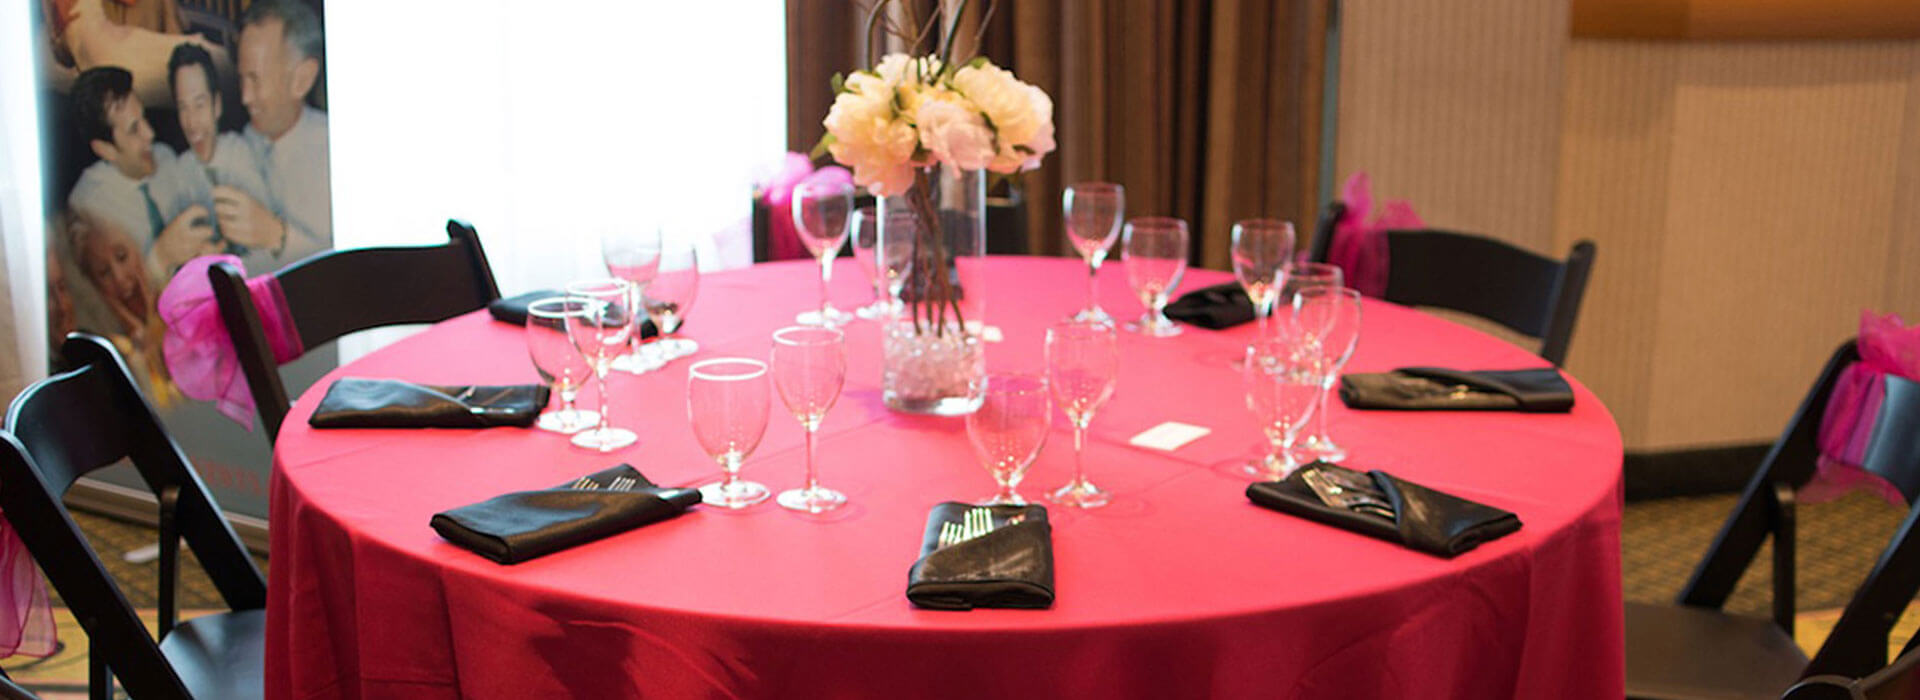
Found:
[602,228,663,374]
[1064,182,1125,323]
[1243,319,1322,480]
[771,326,848,513]
[1122,217,1189,337]
[850,207,891,320]
[966,373,1052,506]
[689,357,772,509]
[1231,219,1296,339]
[644,238,701,363]
[1295,286,1363,463]
[1046,320,1118,508]
[1279,263,1343,320]
[792,180,855,328]
[563,279,638,452]
[524,297,600,434]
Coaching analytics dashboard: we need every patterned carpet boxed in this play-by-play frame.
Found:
[0,491,1911,696]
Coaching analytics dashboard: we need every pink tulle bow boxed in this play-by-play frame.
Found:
[0,515,55,659]
[760,154,853,262]
[1807,310,1920,505]
[1328,172,1422,299]
[158,255,304,430]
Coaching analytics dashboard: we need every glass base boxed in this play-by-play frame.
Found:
[1071,305,1114,325]
[796,306,855,328]
[977,491,1027,507]
[1241,452,1303,481]
[612,349,665,374]
[657,337,699,361]
[700,479,770,509]
[1296,434,1347,463]
[1047,478,1111,509]
[1126,314,1183,337]
[854,299,891,320]
[570,426,637,452]
[777,486,847,514]
[536,408,598,435]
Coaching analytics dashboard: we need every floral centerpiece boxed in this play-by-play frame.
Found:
[814,0,1056,414]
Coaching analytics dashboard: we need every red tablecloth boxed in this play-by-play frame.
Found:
[267,257,1623,699]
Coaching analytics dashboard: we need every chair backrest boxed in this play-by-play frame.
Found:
[213,219,501,440]
[1682,340,1920,679]
[0,334,266,700]
[1305,201,1345,264]
[1379,229,1596,366]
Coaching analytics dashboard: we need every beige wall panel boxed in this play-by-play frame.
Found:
[1336,0,1567,252]
[1887,51,1920,320]
[1642,43,1914,448]
[1555,41,1680,446]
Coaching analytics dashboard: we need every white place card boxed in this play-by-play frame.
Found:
[1128,421,1212,452]
[982,326,1004,343]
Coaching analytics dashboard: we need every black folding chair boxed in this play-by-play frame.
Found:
[1,334,266,699]
[211,219,500,441]
[1627,341,1920,698]
[1782,636,1920,699]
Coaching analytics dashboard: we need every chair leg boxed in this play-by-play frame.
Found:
[1771,482,1796,636]
[89,652,109,700]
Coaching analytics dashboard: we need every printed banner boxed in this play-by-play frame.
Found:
[36,0,334,520]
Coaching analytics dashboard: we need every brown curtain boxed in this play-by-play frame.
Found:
[786,0,1328,269]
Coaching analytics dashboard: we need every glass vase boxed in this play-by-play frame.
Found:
[879,165,987,415]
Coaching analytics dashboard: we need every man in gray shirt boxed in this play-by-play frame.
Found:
[215,0,331,269]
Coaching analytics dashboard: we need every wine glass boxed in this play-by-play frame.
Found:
[563,278,638,452]
[644,238,701,363]
[792,180,855,328]
[1280,262,1343,320]
[1063,182,1125,323]
[1231,219,1296,339]
[1045,320,1118,508]
[1243,320,1322,480]
[850,206,890,320]
[1295,286,1363,463]
[966,373,1052,506]
[689,358,772,509]
[1121,217,1189,337]
[524,297,600,434]
[771,326,848,513]
[602,227,663,374]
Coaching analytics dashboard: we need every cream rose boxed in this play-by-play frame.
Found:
[916,99,995,171]
[951,62,1042,147]
[823,84,918,196]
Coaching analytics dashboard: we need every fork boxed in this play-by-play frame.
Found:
[569,476,597,490]
[609,476,636,491]
[937,522,963,548]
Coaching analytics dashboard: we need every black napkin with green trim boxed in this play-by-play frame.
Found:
[430,464,702,565]
[1339,367,1574,413]
[906,502,1054,610]
[1247,462,1522,557]
[308,378,548,428]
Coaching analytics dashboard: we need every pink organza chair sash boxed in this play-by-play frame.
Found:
[760,153,853,262]
[0,517,55,658]
[158,255,305,430]
[1326,172,1422,299]
[1807,311,1920,505]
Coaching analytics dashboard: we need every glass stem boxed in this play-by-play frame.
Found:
[1315,381,1333,440]
[819,257,832,319]
[722,454,741,487]
[803,424,819,492]
[594,365,612,438]
[1255,299,1271,340]
[1072,421,1088,485]
[1085,258,1100,313]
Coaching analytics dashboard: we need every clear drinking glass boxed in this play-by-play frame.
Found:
[1243,321,1322,480]
[966,373,1052,506]
[1231,219,1296,339]
[563,278,638,452]
[792,180,855,328]
[525,297,600,434]
[1295,286,1363,463]
[1122,217,1189,337]
[1045,320,1119,508]
[644,238,701,363]
[771,326,848,513]
[1280,262,1343,319]
[1063,182,1125,323]
[689,358,772,509]
[602,227,663,374]
[850,206,890,320]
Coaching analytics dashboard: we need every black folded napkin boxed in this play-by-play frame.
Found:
[430,464,702,564]
[1162,282,1255,330]
[906,502,1054,610]
[1340,367,1574,413]
[1247,462,1521,557]
[490,289,661,339]
[309,378,549,428]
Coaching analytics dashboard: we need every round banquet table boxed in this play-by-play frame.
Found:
[266,256,1623,699]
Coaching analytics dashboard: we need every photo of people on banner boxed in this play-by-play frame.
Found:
[39,0,330,398]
